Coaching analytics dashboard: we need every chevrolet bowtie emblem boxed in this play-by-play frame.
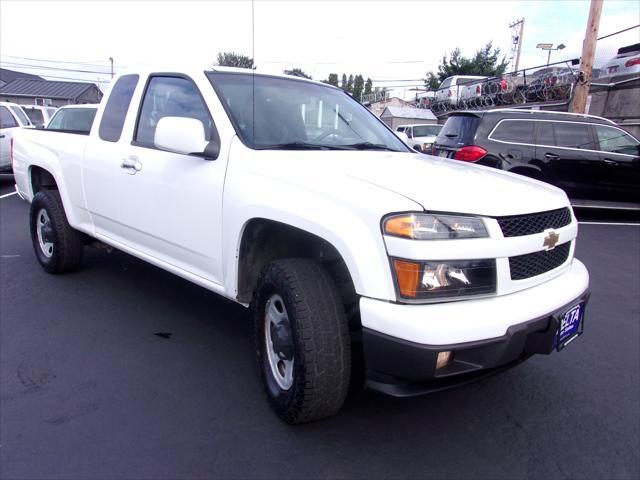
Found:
[543,230,560,250]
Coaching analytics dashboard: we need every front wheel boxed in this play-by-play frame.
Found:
[253,258,351,424]
[30,190,84,273]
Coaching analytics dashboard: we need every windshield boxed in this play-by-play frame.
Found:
[207,72,408,152]
[412,125,442,137]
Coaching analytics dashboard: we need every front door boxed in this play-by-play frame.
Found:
[116,75,227,284]
[592,123,640,202]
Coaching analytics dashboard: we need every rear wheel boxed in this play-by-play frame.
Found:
[30,190,84,273]
[253,258,351,424]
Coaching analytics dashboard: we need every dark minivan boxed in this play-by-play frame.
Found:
[432,109,640,203]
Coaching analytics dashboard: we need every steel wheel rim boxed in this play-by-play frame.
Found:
[36,208,54,258]
[264,293,294,390]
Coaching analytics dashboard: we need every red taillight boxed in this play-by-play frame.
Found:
[500,79,507,91]
[453,145,487,162]
[475,85,481,94]
[447,89,452,97]
[625,57,640,68]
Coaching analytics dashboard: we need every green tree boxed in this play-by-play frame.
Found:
[341,73,348,91]
[215,51,254,69]
[346,74,354,93]
[284,68,312,79]
[424,41,508,90]
[325,73,339,86]
[364,77,373,95]
[352,74,365,100]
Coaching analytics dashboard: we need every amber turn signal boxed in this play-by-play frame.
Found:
[392,259,420,298]
[384,215,417,239]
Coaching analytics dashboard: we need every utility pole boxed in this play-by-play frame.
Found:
[109,57,114,79]
[570,0,603,114]
[509,18,525,73]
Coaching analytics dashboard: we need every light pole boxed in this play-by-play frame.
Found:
[536,43,566,67]
[109,57,114,78]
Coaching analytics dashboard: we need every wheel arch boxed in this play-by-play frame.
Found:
[235,218,361,323]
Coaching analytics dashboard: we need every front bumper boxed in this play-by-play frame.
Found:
[360,260,590,397]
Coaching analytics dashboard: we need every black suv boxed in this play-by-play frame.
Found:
[432,109,640,203]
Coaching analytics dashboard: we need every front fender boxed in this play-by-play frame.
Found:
[223,171,421,302]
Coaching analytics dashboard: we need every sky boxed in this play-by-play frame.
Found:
[1,0,638,98]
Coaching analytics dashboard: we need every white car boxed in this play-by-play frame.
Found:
[12,66,589,423]
[435,75,487,106]
[396,123,442,151]
[599,43,640,79]
[0,101,31,171]
[21,105,58,128]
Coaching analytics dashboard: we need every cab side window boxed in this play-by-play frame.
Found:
[552,122,595,150]
[594,125,639,156]
[0,107,18,129]
[134,76,213,148]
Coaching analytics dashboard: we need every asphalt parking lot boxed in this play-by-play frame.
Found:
[1,175,639,480]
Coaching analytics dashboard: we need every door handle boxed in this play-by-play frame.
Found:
[603,158,618,166]
[0,135,5,139]
[545,153,560,160]
[121,156,142,174]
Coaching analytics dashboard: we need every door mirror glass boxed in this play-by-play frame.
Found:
[154,116,208,156]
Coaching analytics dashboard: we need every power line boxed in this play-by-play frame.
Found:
[1,61,112,75]
[597,24,639,41]
[2,54,119,66]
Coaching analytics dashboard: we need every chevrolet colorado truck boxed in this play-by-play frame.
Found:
[12,67,590,423]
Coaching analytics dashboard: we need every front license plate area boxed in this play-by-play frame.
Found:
[556,304,584,351]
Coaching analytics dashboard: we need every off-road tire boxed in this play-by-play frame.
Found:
[253,258,351,424]
[30,190,84,273]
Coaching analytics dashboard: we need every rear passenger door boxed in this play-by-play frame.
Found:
[535,121,602,199]
[592,124,640,201]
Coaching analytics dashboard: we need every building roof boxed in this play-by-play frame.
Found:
[0,78,100,100]
[380,106,437,120]
[0,68,43,87]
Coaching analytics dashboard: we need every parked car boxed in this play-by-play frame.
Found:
[13,68,589,423]
[432,109,640,203]
[1,101,32,128]
[46,104,98,134]
[459,77,488,106]
[435,75,487,107]
[21,105,57,128]
[0,101,31,172]
[396,123,442,151]
[599,43,640,79]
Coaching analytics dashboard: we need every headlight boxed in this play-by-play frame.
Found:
[384,213,488,240]
[392,258,496,300]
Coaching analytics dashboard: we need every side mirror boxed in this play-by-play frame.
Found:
[154,116,218,159]
[395,131,409,144]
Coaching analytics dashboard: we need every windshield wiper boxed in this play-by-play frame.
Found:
[342,142,399,151]
[256,142,344,151]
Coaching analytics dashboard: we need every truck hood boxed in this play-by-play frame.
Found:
[246,150,569,217]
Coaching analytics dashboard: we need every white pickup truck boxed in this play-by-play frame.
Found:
[12,67,590,423]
